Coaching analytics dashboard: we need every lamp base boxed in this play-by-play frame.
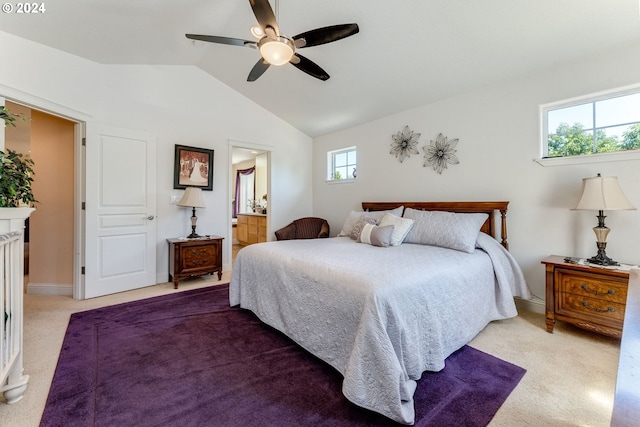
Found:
[187,224,200,239]
[187,207,200,238]
[586,242,619,266]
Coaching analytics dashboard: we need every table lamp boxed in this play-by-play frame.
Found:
[177,187,206,238]
[573,173,636,266]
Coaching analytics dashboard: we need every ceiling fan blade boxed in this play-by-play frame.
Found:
[289,54,329,81]
[186,34,256,48]
[249,0,279,35]
[247,58,270,82]
[293,23,359,48]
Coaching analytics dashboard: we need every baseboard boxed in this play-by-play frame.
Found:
[221,259,229,269]
[26,282,73,296]
[515,295,545,315]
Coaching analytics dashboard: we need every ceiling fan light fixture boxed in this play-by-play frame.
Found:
[258,36,294,66]
[186,0,359,81]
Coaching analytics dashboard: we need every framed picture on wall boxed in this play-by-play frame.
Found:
[173,144,214,190]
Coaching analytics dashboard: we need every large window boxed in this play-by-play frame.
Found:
[543,88,640,159]
[327,147,356,181]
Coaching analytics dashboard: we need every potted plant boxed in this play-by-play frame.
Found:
[0,105,18,127]
[1,106,35,207]
[247,194,268,214]
[0,149,36,207]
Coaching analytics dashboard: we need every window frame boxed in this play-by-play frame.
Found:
[326,146,357,183]
[539,85,640,166]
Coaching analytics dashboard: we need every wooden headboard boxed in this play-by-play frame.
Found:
[361,201,510,250]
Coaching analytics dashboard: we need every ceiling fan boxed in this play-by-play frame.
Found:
[186,0,359,82]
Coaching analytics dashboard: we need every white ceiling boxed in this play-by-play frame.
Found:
[231,147,266,165]
[1,0,639,137]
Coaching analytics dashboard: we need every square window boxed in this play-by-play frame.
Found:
[327,147,356,181]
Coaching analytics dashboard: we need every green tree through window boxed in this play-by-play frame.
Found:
[548,122,640,157]
[548,123,593,157]
[621,123,640,150]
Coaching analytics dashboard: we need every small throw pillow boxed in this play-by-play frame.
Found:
[337,206,404,237]
[350,216,377,240]
[359,224,395,247]
[402,208,488,253]
[378,213,414,246]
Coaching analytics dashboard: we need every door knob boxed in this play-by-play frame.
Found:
[147,215,155,220]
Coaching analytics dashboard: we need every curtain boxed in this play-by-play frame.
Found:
[234,167,255,218]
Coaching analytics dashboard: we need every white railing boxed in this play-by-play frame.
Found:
[0,231,28,404]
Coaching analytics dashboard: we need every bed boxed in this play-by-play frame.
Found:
[229,201,531,425]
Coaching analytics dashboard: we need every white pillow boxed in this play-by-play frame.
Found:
[378,213,414,246]
[402,208,488,253]
[337,206,404,237]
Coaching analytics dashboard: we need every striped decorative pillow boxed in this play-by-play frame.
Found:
[359,224,395,247]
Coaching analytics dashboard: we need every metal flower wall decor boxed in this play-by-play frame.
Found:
[390,125,420,163]
[423,133,459,174]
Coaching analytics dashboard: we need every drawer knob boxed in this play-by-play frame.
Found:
[581,284,615,296]
[581,301,615,313]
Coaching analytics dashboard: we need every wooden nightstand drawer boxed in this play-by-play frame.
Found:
[181,246,216,271]
[557,269,627,304]
[557,293,626,323]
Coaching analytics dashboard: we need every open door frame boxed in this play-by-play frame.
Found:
[228,139,273,268]
[3,86,157,300]
[1,85,89,299]
[0,84,157,299]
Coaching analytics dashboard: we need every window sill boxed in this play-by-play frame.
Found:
[326,178,356,185]
[534,150,640,167]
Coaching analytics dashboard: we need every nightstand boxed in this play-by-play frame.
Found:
[542,255,630,338]
[167,236,223,289]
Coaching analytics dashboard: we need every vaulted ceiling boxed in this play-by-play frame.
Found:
[1,0,639,137]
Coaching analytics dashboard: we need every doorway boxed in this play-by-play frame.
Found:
[3,92,157,299]
[230,143,271,264]
[3,101,76,296]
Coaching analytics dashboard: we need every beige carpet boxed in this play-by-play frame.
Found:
[0,271,620,426]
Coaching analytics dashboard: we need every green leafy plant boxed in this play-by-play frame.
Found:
[333,170,342,180]
[0,149,37,207]
[0,105,18,127]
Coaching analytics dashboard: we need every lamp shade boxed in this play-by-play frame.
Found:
[258,37,294,66]
[177,187,205,208]
[574,175,636,211]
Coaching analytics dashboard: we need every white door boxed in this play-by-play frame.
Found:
[84,125,157,298]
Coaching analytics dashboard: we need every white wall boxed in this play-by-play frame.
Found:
[313,42,640,303]
[255,152,268,201]
[0,31,313,284]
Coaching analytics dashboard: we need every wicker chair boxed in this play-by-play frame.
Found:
[274,217,330,241]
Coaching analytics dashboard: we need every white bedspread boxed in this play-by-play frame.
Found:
[229,234,531,424]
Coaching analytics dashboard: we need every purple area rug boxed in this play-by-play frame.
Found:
[40,284,525,427]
